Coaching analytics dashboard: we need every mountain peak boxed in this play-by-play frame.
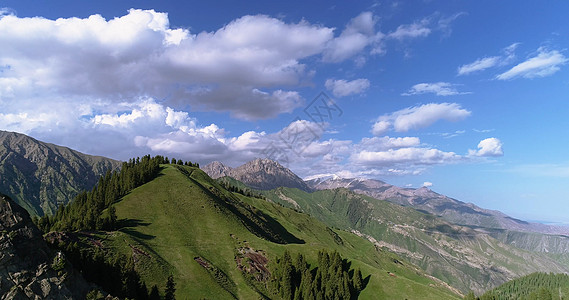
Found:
[203,158,311,192]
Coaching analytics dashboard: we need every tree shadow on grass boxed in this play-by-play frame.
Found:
[119,228,156,240]
[116,218,151,229]
[116,218,155,240]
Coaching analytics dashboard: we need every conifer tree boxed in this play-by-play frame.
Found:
[165,275,176,300]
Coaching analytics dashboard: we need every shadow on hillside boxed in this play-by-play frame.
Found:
[116,218,155,240]
[119,228,156,240]
[252,208,305,245]
[175,165,304,245]
[116,218,150,229]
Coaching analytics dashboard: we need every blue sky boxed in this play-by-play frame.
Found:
[1,1,568,222]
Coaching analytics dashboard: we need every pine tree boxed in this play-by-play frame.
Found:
[149,285,160,300]
[353,268,363,292]
[165,275,176,300]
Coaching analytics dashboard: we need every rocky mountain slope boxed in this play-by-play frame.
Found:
[0,193,90,298]
[306,176,569,235]
[203,158,311,192]
[0,130,122,216]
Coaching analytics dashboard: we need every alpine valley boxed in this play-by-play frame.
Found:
[1,131,569,299]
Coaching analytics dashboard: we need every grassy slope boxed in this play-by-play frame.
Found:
[261,187,569,294]
[104,165,460,299]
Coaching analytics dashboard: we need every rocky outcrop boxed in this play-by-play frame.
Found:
[0,130,122,216]
[0,193,90,299]
[201,161,233,179]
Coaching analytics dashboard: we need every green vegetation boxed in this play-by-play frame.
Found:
[42,162,460,299]
[478,272,569,300]
[269,250,366,300]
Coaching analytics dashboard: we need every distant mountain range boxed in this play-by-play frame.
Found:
[204,160,568,236]
[305,176,569,235]
[0,130,121,216]
[204,159,569,293]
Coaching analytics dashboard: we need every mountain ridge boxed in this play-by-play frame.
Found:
[0,130,122,216]
[306,175,569,235]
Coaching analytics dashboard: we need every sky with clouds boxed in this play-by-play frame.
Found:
[1,0,569,222]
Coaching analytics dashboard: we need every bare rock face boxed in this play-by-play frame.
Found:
[0,130,122,216]
[0,193,89,299]
[203,158,312,192]
[201,161,233,179]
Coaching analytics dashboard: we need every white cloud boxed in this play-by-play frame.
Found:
[457,57,500,75]
[388,19,431,40]
[0,9,334,120]
[468,137,503,157]
[323,12,384,63]
[325,78,370,97]
[372,103,471,133]
[402,82,469,96]
[457,43,521,75]
[496,48,568,80]
[371,120,391,136]
[352,148,462,166]
[422,181,433,187]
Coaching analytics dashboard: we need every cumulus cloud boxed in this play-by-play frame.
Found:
[323,12,384,63]
[402,82,470,96]
[372,103,471,134]
[371,120,391,136]
[496,48,568,80]
[468,137,504,157]
[325,78,370,97]
[422,181,433,187]
[0,9,335,120]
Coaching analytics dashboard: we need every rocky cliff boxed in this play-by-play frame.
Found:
[0,193,90,299]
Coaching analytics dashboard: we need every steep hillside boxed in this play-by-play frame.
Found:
[0,193,91,298]
[0,130,121,216]
[203,158,311,192]
[307,176,569,235]
[50,164,461,299]
[262,186,569,294]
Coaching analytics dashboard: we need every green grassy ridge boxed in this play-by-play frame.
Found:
[93,164,462,299]
[261,186,569,295]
